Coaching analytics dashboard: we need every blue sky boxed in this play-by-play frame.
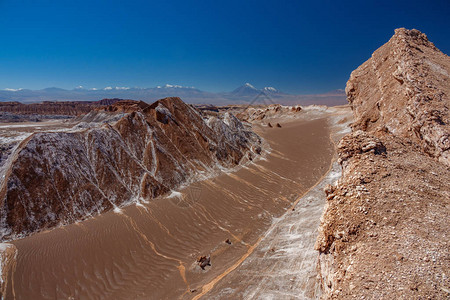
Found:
[1,0,449,94]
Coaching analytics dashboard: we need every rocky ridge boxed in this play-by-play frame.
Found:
[0,97,262,241]
[0,98,123,122]
[315,28,449,299]
[346,28,449,165]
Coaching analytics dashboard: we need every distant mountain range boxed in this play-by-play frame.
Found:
[0,83,347,106]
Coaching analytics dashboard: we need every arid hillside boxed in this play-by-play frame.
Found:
[0,97,262,241]
[316,28,449,299]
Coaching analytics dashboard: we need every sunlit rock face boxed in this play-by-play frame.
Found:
[346,28,449,165]
[0,97,262,241]
[316,28,450,299]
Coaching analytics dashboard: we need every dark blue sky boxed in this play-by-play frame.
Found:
[1,0,449,94]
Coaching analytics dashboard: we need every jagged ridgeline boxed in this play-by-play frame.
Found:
[346,28,449,165]
[316,28,449,299]
[0,97,262,241]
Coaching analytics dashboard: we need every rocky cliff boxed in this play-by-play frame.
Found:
[0,97,262,241]
[316,29,450,299]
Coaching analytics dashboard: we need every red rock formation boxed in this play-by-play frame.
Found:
[316,29,449,299]
[0,97,262,241]
[346,28,449,165]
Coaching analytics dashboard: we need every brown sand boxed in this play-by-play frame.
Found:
[7,116,333,299]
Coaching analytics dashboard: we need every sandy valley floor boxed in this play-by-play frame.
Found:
[6,106,351,299]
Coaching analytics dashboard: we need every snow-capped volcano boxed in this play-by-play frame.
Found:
[263,87,280,93]
[229,83,284,97]
[231,83,260,96]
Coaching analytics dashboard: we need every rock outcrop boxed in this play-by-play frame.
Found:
[316,29,450,299]
[0,97,262,241]
[236,104,302,122]
[346,28,449,165]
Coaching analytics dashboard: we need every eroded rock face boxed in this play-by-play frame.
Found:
[346,28,449,165]
[316,29,450,299]
[0,97,262,241]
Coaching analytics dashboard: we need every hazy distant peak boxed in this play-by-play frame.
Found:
[244,83,257,89]
[42,87,66,92]
[103,86,130,90]
[0,84,348,106]
[231,83,261,96]
[263,86,279,93]
[156,84,195,89]
[158,84,182,88]
[3,88,23,92]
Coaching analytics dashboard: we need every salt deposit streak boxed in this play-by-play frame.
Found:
[167,191,182,198]
[204,161,343,299]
